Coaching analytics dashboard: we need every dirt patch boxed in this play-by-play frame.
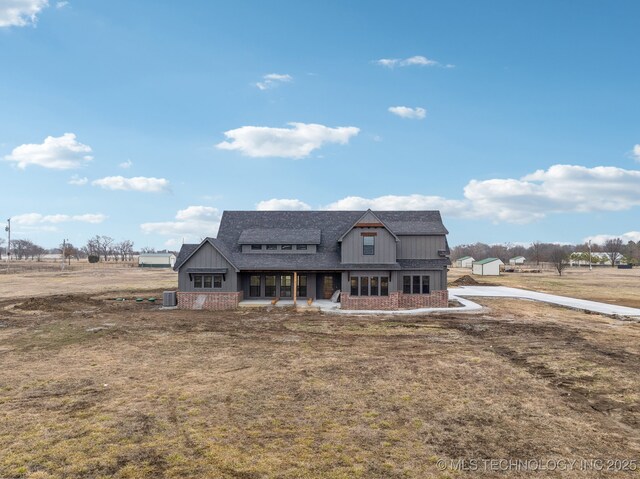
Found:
[450,274,480,286]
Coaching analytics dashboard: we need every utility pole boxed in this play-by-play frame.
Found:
[588,240,592,271]
[5,218,10,274]
[61,238,68,271]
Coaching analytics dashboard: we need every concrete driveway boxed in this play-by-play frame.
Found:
[450,286,640,318]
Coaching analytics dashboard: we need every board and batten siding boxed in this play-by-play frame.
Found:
[396,235,446,259]
[396,270,444,292]
[340,227,397,264]
[178,242,238,292]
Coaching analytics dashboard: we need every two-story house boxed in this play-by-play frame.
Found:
[173,209,450,310]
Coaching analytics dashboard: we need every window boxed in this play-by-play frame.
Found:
[297,275,307,297]
[421,276,430,294]
[370,276,379,296]
[266,244,277,251]
[412,275,421,294]
[250,275,261,297]
[403,276,411,294]
[350,276,389,296]
[281,244,292,250]
[251,244,262,250]
[363,235,375,255]
[380,277,389,296]
[194,275,203,288]
[280,274,292,297]
[204,275,213,288]
[296,244,307,250]
[265,275,276,296]
[194,274,220,289]
[350,277,359,296]
[213,275,223,288]
[360,276,369,296]
[403,275,430,294]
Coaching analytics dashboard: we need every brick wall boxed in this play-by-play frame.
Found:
[341,290,448,310]
[177,291,243,310]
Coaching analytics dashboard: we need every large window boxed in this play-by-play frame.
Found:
[362,235,375,255]
[350,276,389,296]
[265,275,276,297]
[250,275,261,297]
[193,274,223,289]
[403,275,431,295]
[297,275,307,297]
[280,274,292,297]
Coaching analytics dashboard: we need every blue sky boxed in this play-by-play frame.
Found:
[1,0,639,250]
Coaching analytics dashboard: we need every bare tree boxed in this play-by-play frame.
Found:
[550,247,569,276]
[0,238,4,260]
[61,242,79,265]
[603,238,624,267]
[531,241,543,265]
[116,240,134,261]
[140,246,156,254]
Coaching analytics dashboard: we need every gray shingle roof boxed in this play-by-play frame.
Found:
[176,210,449,272]
[238,228,321,245]
[398,259,451,269]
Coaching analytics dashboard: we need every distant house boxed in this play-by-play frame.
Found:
[472,258,504,276]
[138,253,176,268]
[455,256,474,268]
[509,256,526,265]
[173,209,451,310]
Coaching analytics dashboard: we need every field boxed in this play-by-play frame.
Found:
[0,267,639,478]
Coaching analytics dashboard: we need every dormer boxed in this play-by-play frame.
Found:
[238,228,321,254]
[338,210,398,264]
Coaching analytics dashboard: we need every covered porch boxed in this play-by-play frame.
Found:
[239,271,342,302]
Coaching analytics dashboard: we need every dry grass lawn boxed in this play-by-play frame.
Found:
[0,269,639,478]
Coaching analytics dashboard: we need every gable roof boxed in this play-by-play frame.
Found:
[457,255,473,261]
[173,237,239,271]
[509,256,526,260]
[337,209,399,242]
[238,228,321,245]
[474,257,504,265]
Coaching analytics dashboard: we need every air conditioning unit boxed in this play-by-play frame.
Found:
[163,291,177,307]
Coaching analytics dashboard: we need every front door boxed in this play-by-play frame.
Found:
[322,275,334,299]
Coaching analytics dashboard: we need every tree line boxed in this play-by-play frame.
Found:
[0,235,169,262]
[452,238,639,271]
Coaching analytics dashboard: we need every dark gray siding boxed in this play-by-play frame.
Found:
[241,244,317,254]
[178,242,238,292]
[341,227,397,264]
[396,270,444,292]
[397,235,446,259]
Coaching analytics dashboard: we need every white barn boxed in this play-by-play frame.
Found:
[509,256,526,265]
[455,256,475,268]
[472,258,504,276]
[138,253,176,268]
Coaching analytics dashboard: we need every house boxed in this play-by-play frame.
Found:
[472,258,504,276]
[173,209,450,310]
[509,256,526,265]
[138,252,176,268]
[455,256,474,268]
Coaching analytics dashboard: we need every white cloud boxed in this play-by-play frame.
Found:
[0,0,48,27]
[323,194,469,218]
[68,174,88,185]
[465,164,640,223]
[256,199,312,211]
[4,133,93,169]
[141,206,221,242]
[388,106,426,119]
[12,212,106,226]
[55,1,67,8]
[254,164,640,224]
[584,231,640,245]
[119,159,133,169]
[216,122,360,159]
[375,55,453,69]
[256,73,292,90]
[92,176,170,193]
[633,144,640,162]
